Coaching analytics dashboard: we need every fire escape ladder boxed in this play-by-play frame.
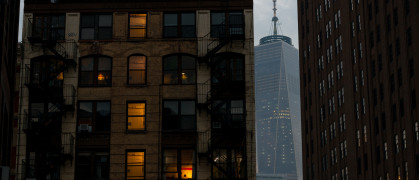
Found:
[26,18,78,87]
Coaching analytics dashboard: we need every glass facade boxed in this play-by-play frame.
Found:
[255,36,301,180]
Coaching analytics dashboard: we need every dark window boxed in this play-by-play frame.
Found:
[407,27,412,46]
[374,0,379,14]
[376,146,381,163]
[392,104,397,122]
[212,148,246,179]
[412,90,417,109]
[75,151,109,180]
[374,117,379,134]
[163,100,196,131]
[80,14,112,40]
[376,25,381,42]
[77,101,111,133]
[128,55,146,85]
[390,74,395,93]
[381,112,386,130]
[32,14,65,40]
[398,68,402,87]
[364,154,368,171]
[211,12,244,38]
[127,102,146,131]
[368,4,373,20]
[129,14,147,38]
[212,100,245,129]
[126,151,145,179]
[396,38,401,56]
[370,31,374,48]
[79,56,112,87]
[409,59,414,77]
[386,15,391,32]
[380,83,384,100]
[371,60,376,77]
[212,53,244,83]
[388,44,393,62]
[393,8,398,26]
[373,88,378,106]
[163,149,195,179]
[378,54,383,71]
[405,0,410,15]
[400,99,405,117]
[163,54,196,85]
[164,12,195,38]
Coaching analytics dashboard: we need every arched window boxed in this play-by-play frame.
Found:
[163,54,196,84]
[128,55,146,85]
[79,56,112,87]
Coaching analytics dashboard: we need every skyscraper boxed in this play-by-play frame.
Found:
[0,0,20,178]
[16,0,255,179]
[299,0,419,179]
[255,1,301,179]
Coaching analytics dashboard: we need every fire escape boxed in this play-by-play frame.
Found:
[21,17,77,180]
[197,12,247,179]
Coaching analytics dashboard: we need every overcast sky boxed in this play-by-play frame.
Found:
[19,0,299,48]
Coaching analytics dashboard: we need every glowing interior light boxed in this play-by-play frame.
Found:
[98,73,105,81]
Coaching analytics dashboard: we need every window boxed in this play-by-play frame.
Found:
[212,53,244,83]
[77,101,111,133]
[127,102,146,131]
[211,12,244,38]
[126,151,145,180]
[163,54,196,85]
[79,56,112,87]
[80,14,112,40]
[163,149,195,179]
[75,151,109,180]
[32,14,65,40]
[212,148,246,179]
[128,55,146,85]
[129,14,147,38]
[164,12,195,38]
[212,100,245,129]
[163,100,196,131]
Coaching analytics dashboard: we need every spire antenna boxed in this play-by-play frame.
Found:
[272,0,279,35]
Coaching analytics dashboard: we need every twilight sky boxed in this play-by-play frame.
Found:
[19,0,299,48]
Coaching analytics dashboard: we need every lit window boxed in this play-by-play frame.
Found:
[163,149,195,179]
[128,55,146,85]
[79,56,112,87]
[163,54,196,85]
[127,102,146,131]
[127,151,145,179]
[129,14,147,38]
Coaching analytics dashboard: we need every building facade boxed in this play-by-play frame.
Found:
[255,36,301,180]
[0,0,20,178]
[299,0,419,179]
[16,0,255,179]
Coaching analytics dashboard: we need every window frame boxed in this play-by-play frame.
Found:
[127,54,147,86]
[126,101,146,133]
[126,150,146,180]
[80,13,113,40]
[128,13,148,39]
[76,101,111,134]
[163,12,196,38]
[162,148,196,180]
[32,14,66,41]
[79,55,113,87]
[75,151,110,180]
[211,53,245,84]
[162,54,197,85]
[211,99,246,129]
[162,100,196,132]
[210,11,244,38]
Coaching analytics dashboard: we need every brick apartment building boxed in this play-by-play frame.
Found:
[298,0,419,179]
[15,0,255,179]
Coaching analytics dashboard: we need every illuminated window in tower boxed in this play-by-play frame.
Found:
[127,102,146,131]
[163,149,195,179]
[127,151,145,179]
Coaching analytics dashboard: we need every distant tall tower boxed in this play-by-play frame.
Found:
[255,1,302,180]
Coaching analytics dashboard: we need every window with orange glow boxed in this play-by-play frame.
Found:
[128,55,146,85]
[127,151,145,179]
[127,102,146,131]
[129,14,147,38]
[163,149,195,179]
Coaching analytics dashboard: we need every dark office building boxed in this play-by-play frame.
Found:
[299,0,419,179]
[0,0,20,178]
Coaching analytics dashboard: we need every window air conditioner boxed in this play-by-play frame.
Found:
[78,124,92,132]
